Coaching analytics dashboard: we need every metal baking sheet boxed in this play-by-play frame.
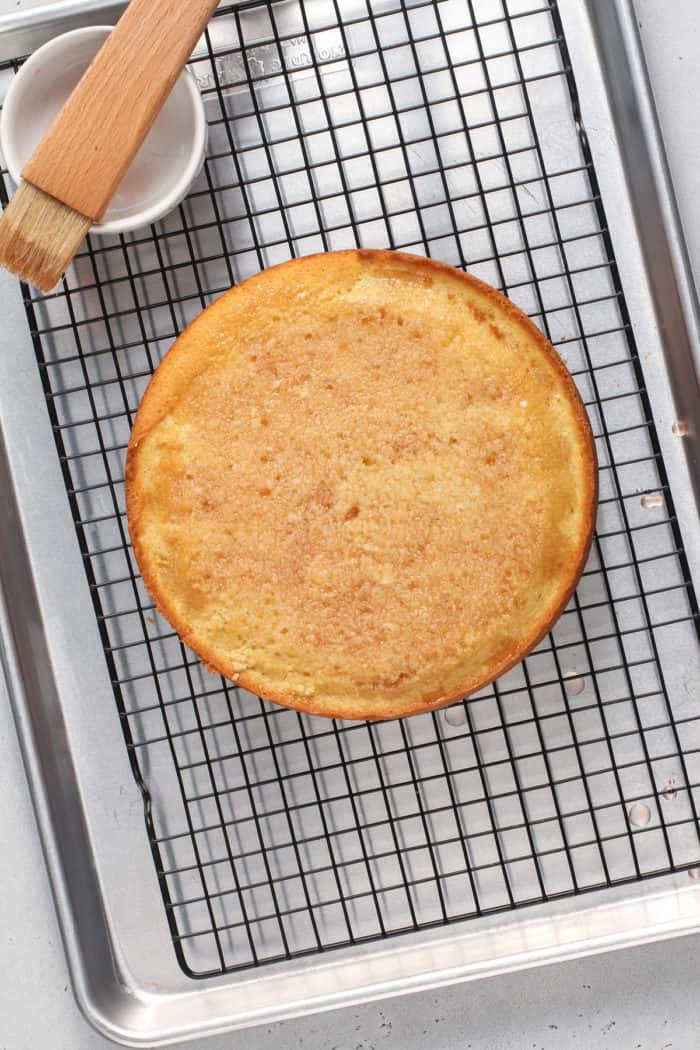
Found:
[0,0,699,1044]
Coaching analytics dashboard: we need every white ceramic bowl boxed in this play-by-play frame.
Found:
[0,26,207,236]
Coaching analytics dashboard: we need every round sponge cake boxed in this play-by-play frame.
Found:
[126,250,596,720]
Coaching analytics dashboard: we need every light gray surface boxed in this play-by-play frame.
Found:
[1,0,699,1048]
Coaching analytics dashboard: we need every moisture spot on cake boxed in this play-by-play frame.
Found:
[467,301,488,325]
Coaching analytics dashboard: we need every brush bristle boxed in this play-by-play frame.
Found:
[0,182,91,293]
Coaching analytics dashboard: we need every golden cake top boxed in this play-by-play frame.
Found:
[126,250,596,719]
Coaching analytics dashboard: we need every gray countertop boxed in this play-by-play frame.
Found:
[1,1,699,1048]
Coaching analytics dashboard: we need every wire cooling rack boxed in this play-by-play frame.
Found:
[2,0,700,979]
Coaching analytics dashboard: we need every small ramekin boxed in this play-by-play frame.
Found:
[0,26,207,236]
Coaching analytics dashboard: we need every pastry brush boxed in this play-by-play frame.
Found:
[0,0,219,293]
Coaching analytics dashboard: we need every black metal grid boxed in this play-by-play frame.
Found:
[2,0,700,979]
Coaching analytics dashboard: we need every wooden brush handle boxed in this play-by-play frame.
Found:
[22,0,219,222]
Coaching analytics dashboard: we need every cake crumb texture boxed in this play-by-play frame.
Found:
[126,250,597,719]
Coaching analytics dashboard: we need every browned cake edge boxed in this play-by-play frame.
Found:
[126,249,598,720]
